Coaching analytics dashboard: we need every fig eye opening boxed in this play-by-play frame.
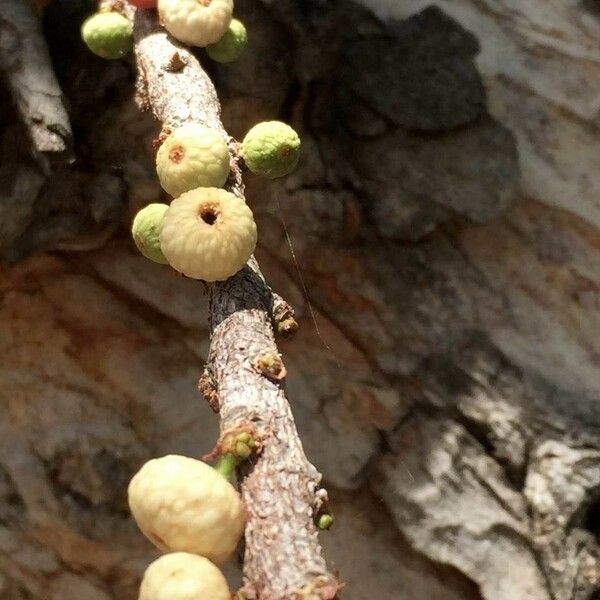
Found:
[199,204,219,225]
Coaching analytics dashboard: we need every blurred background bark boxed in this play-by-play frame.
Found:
[0,1,599,598]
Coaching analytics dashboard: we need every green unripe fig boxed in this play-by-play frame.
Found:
[317,514,334,530]
[206,19,248,63]
[81,12,133,60]
[240,121,301,179]
[132,203,169,264]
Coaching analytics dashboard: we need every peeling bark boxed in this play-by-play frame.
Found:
[0,0,73,166]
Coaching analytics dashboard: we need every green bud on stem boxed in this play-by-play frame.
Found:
[317,514,334,530]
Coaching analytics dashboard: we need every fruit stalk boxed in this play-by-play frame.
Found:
[213,452,239,480]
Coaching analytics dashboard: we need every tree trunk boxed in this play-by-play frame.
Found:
[0,1,599,599]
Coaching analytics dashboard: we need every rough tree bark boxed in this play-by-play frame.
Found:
[0,0,72,166]
[103,3,338,598]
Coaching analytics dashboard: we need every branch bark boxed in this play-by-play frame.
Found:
[103,3,338,597]
[0,0,73,166]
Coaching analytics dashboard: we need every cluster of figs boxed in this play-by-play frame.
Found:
[79,1,304,598]
[83,1,301,284]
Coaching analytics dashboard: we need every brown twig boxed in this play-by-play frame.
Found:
[0,0,73,167]
[101,3,338,597]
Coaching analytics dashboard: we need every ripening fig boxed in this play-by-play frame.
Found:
[81,12,133,60]
[157,0,233,47]
[139,553,231,600]
[241,121,301,179]
[128,0,157,7]
[206,18,248,63]
[156,123,230,198]
[131,203,169,264]
[128,455,246,564]
[159,188,257,282]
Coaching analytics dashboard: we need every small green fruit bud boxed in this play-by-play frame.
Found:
[206,19,248,63]
[237,432,252,445]
[81,12,133,60]
[235,442,251,459]
[140,553,231,600]
[241,121,301,179]
[317,514,334,530]
[132,203,169,264]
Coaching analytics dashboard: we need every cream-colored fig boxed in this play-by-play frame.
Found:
[159,188,257,281]
[156,123,230,198]
[158,0,233,47]
[139,553,230,600]
[128,455,245,564]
